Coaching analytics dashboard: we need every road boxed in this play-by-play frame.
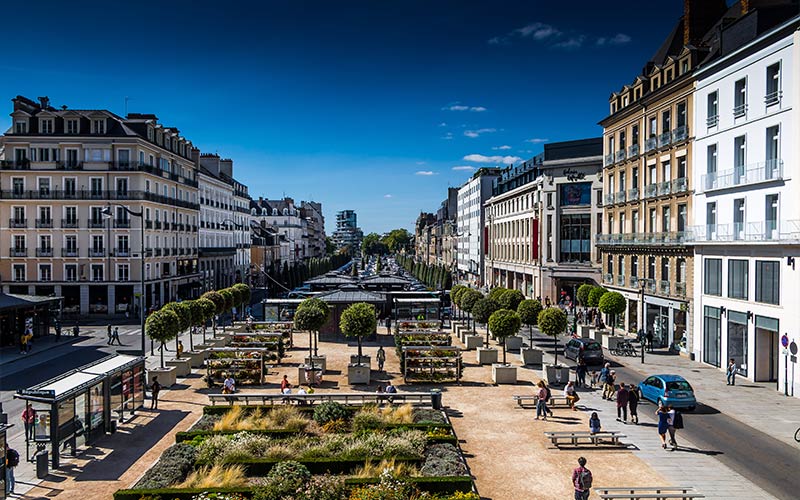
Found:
[522,329,800,500]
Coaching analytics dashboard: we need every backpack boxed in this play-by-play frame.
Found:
[672,411,684,429]
[544,386,552,400]
[7,448,20,467]
[578,468,593,489]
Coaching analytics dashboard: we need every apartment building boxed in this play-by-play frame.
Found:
[251,197,306,264]
[299,201,326,260]
[456,168,502,286]
[233,179,253,285]
[0,95,201,316]
[692,11,799,392]
[331,209,363,252]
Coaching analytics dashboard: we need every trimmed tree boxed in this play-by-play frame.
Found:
[186,300,205,350]
[459,289,483,331]
[471,298,500,346]
[517,299,543,343]
[577,284,594,308]
[487,287,508,303]
[598,291,626,335]
[234,283,251,311]
[197,298,217,343]
[537,307,568,365]
[202,291,225,315]
[146,309,180,368]
[296,297,331,358]
[162,302,191,358]
[587,286,608,308]
[488,309,521,364]
[294,301,330,381]
[451,285,467,319]
[340,302,377,364]
[497,289,525,311]
[219,289,234,313]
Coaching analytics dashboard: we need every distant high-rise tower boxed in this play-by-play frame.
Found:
[332,210,363,253]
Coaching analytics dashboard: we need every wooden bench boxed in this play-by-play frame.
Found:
[512,394,571,408]
[593,487,704,499]
[543,431,626,447]
[208,392,436,407]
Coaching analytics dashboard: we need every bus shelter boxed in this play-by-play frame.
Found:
[261,298,304,322]
[393,297,442,321]
[14,354,145,468]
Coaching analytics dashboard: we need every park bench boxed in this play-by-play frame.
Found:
[593,486,704,499]
[512,394,571,408]
[208,392,436,407]
[543,431,626,447]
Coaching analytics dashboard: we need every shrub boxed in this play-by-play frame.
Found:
[487,287,508,302]
[577,283,594,307]
[420,443,467,477]
[413,409,447,425]
[191,493,248,500]
[219,289,234,312]
[313,401,349,425]
[202,291,226,315]
[252,460,312,499]
[133,443,197,489]
[321,418,350,434]
[587,286,608,308]
[178,464,248,488]
[470,298,499,327]
[598,291,626,335]
[292,473,348,500]
[352,408,385,432]
[348,470,414,500]
[497,289,525,311]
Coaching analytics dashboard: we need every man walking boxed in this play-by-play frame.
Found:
[376,346,386,372]
[628,384,639,424]
[5,443,19,496]
[571,456,592,500]
[726,358,737,385]
[107,324,113,345]
[603,370,617,400]
[598,363,610,394]
[616,383,629,422]
[111,326,122,345]
[150,376,161,410]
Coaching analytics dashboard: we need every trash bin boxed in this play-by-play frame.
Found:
[36,450,49,479]
[110,419,118,434]
[430,389,442,410]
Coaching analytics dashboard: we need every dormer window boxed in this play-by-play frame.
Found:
[66,119,79,134]
[92,118,106,134]
[272,208,278,216]
[147,127,154,141]
[164,136,170,150]
[680,59,689,75]
[14,120,28,134]
[40,119,54,134]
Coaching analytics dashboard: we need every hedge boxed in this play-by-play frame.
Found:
[194,456,423,476]
[177,423,454,444]
[114,487,253,500]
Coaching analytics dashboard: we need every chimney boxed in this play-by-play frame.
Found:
[683,0,728,46]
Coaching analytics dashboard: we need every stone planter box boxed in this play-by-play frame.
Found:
[195,343,214,351]
[520,347,543,366]
[602,335,625,350]
[208,337,228,348]
[477,347,498,365]
[504,335,523,352]
[305,355,327,372]
[147,366,177,388]
[580,325,592,338]
[591,329,608,342]
[542,364,571,386]
[451,321,465,335]
[492,363,517,384]
[298,365,323,385]
[184,350,207,369]
[165,358,191,377]
[465,334,483,350]
[347,363,370,385]
[350,355,371,367]
[460,329,475,343]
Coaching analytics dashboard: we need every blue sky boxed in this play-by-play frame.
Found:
[0,0,685,234]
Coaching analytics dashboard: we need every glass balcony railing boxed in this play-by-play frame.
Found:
[658,131,672,147]
[615,150,627,162]
[658,181,672,196]
[671,177,688,193]
[627,188,639,201]
[614,191,626,204]
[605,153,615,166]
[659,280,671,295]
[672,125,688,142]
[702,159,783,192]
[675,282,686,297]
[645,137,657,153]
[645,184,658,198]
[628,144,639,158]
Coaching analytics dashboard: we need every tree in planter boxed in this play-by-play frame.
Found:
[517,299,543,344]
[185,300,205,350]
[537,307,568,365]
[339,302,377,364]
[201,291,225,335]
[299,298,329,356]
[577,283,594,308]
[488,309,521,364]
[471,297,500,346]
[587,286,608,309]
[450,285,466,320]
[487,287,508,303]
[228,286,243,319]
[162,302,191,358]
[146,308,180,368]
[294,298,330,379]
[233,283,251,320]
[219,289,234,315]
[458,289,483,331]
[197,298,217,343]
[598,291,626,335]
[497,289,525,312]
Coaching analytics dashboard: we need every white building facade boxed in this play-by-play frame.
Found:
[456,168,501,287]
[692,17,799,395]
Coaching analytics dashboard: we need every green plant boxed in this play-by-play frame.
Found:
[191,493,248,500]
[202,291,226,315]
[497,289,524,311]
[219,289,235,312]
[577,283,594,307]
[178,464,248,488]
[133,443,197,490]
[487,309,521,364]
[295,297,330,364]
[413,409,447,425]
[197,298,217,324]
[517,299,543,344]
[587,286,608,308]
[313,401,350,425]
[538,307,568,365]
[348,470,415,500]
[321,418,350,434]
[253,460,312,498]
[487,287,508,302]
[420,443,467,477]
[352,408,386,432]
[340,302,377,360]
[598,291,626,334]
[146,308,180,368]
[470,298,499,340]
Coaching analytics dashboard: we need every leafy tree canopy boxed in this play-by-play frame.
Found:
[201,291,225,315]
[488,309,522,340]
[459,289,483,313]
[497,289,525,311]
[340,302,378,339]
[598,291,626,316]
[587,286,608,308]
[517,299,543,327]
[146,309,180,344]
[471,297,500,325]
[537,307,568,339]
[577,284,594,307]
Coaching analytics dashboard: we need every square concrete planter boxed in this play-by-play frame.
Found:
[458,329,472,343]
[147,366,177,388]
[492,363,517,384]
[476,347,498,365]
[195,343,214,351]
[350,355,371,367]
[580,325,592,338]
[208,337,228,348]
[165,358,191,377]
[591,329,608,342]
[305,355,327,372]
[298,365,323,385]
[542,364,571,386]
[465,334,483,350]
[602,335,625,350]
[184,350,207,369]
[520,347,543,366]
[504,335,523,352]
[347,363,371,385]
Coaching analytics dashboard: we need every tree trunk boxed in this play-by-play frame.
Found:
[554,336,559,365]
[485,325,490,346]
[308,330,314,369]
[202,325,207,343]
[189,326,194,351]
[159,342,165,368]
[611,314,615,335]
[502,338,507,364]
[314,330,319,356]
[175,334,180,359]
[529,324,533,344]
[357,336,363,361]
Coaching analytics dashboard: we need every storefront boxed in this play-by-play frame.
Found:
[0,293,61,347]
[393,297,441,321]
[643,296,687,349]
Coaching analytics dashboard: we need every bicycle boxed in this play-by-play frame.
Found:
[611,340,637,357]
[795,427,800,443]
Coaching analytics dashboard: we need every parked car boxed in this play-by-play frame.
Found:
[564,338,604,365]
[637,374,697,410]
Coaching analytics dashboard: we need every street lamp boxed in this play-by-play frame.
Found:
[639,276,647,364]
[102,205,146,355]
[221,218,246,299]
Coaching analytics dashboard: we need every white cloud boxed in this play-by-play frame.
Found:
[452,166,476,171]
[526,138,549,144]
[553,35,585,49]
[490,22,630,50]
[384,194,393,198]
[416,161,427,165]
[441,132,454,140]
[492,145,512,150]
[442,102,487,112]
[415,170,436,176]
[438,122,447,127]
[515,22,560,40]
[462,154,522,164]
[597,33,631,46]
[464,128,496,138]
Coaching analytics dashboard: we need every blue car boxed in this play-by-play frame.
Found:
[638,374,697,410]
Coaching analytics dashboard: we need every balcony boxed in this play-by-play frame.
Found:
[88,220,105,229]
[155,221,162,230]
[659,280,671,296]
[692,220,800,243]
[36,247,53,257]
[645,184,657,198]
[10,247,27,257]
[706,114,719,127]
[645,137,657,153]
[616,274,625,286]
[0,159,31,170]
[657,181,671,196]
[671,177,688,193]
[658,131,672,148]
[155,248,162,256]
[604,153,615,167]
[765,90,782,107]
[629,276,640,288]
[675,282,686,297]
[55,161,83,170]
[615,150,627,163]
[89,248,105,257]
[596,232,693,246]
[61,248,78,257]
[9,218,26,228]
[35,218,54,228]
[114,248,131,257]
[672,125,688,143]
[614,191,626,204]
[702,160,783,192]
[628,144,640,158]
[603,273,613,284]
[61,220,79,228]
[627,188,639,201]
[646,280,656,293]
[733,103,747,118]
[604,193,615,205]
[114,219,131,228]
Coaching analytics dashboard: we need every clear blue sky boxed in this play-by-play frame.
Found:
[0,0,685,234]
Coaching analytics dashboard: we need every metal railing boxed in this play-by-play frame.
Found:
[616,275,625,286]
[10,248,27,257]
[35,218,53,228]
[645,137,657,153]
[657,181,671,196]
[605,153,615,166]
[733,103,747,118]
[596,232,693,246]
[0,159,31,169]
[706,114,719,127]
[628,144,639,158]
[114,248,131,257]
[88,220,105,228]
[627,188,639,201]
[615,150,627,162]
[645,184,658,198]
[614,191,626,204]
[702,159,783,191]
[675,282,686,297]
[114,219,131,228]
[61,248,78,257]
[36,248,53,257]
[658,131,671,148]
[9,218,26,228]
[671,177,688,193]
[672,125,688,142]
[765,90,782,106]
[89,248,105,257]
[604,193,615,205]
[61,220,79,228]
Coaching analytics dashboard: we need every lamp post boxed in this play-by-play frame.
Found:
[639,277,647,364]
[102,205,146,356]
[222,218,246,319]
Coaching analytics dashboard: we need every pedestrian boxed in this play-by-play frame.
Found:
[376,346,386,372]
[107,324,113,345]
[667,405,682,449]
[5,443,19,496]
[150,376,161,410]
[726,358,738,386]
[25,330,33,353]
[588,412,601,434]
[223,374,236,394]
[177,340,184,359]
[598,363,610,395]
[604,370,617,400]
[646,330,654,352]
[22,402,35,441]
[385,316,392,334]
[543,381,554,417]
[385,381,397,403]
[564,381,580,411]
[535,380,549,421]
[616,383,629,422]
[281,374,292,394]
[112,326,122,345]
[656,405,670,449]
[571,456,593,500]
[576,355,588,388]
[55,321,62,342]
[628,385,640,424]
[19,332,28,354]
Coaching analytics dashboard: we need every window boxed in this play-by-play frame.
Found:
[92,235,104,253]
[607,254,613,275]
[38,178,51,196]
[39,234,51,251]
[755,261,779,305]
[90,178,103,196]
[14,120,27,134]
[733,199,745,240]
[677,156,686,180]
[648,163,657,185]
[677,204,687,232]
[13,264,25,282]
[66,119,78,134]
[765,62,781,106]
[117,264,130,282]
[632,210,639,232]
[676,101,686,129]
[661,206,670,232]
[728,259,748,299]
[632,167,639,190]
[765,194,778,240]
[648,116,657,137]
[40,118,54,134]
[65,264,78,282]
[13,206,25,224]
[632,124,639,148]
[661,109,671,134]
[766,125,780,178]
[707,91,719,126]
[92,118,106,134]
[66,149,79,167]
[727,311,748,377]
[117,235,129,253]
[677,258,686,283]
[619,130,626,150]
[631,256,639,277]
[618,256,625,277]
[648,208,656,233]
[91,264,104,282]
[39,264,52,282]
[706,202,716,239]
[704,258,722,296]
[65,235,77,251]
[12,178,24,195]
[734,78,747,117]
[703,306,721,367]
[647,256,656,280]
[661,257,670,282]
[734,135,746,184]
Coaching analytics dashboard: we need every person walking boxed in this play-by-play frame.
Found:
[111,326,122,345]
[564,381,580,411]
[177,341,184,359]
[628,385,640,424]
[616,383,629,422]
[576,355,588,388]
[667,405,682,449]
[55,321,62,342]
[535,380,549,421]
[588,412,601,434]
[5,443,19,496]
[646,330,654,352]
[656,405,670,449]
[376,346,386,372]
[107,324,113,345]
[598,363,610,396]
[726,358,738,386]
[571,456,593,500]
[603,370,617,400]
[22,403,35,441]
[385,316,392,334]
[150,376,161,410]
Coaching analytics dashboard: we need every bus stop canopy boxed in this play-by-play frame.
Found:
[81,355,141,376]
[26,372,103,402]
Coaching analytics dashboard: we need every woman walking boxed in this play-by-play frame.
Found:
[535,380,549,421]
[628,385,639,424]
[656,405,670,449]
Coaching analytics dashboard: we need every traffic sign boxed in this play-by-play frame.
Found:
[781,334,789,348]
[791,341,798,356]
